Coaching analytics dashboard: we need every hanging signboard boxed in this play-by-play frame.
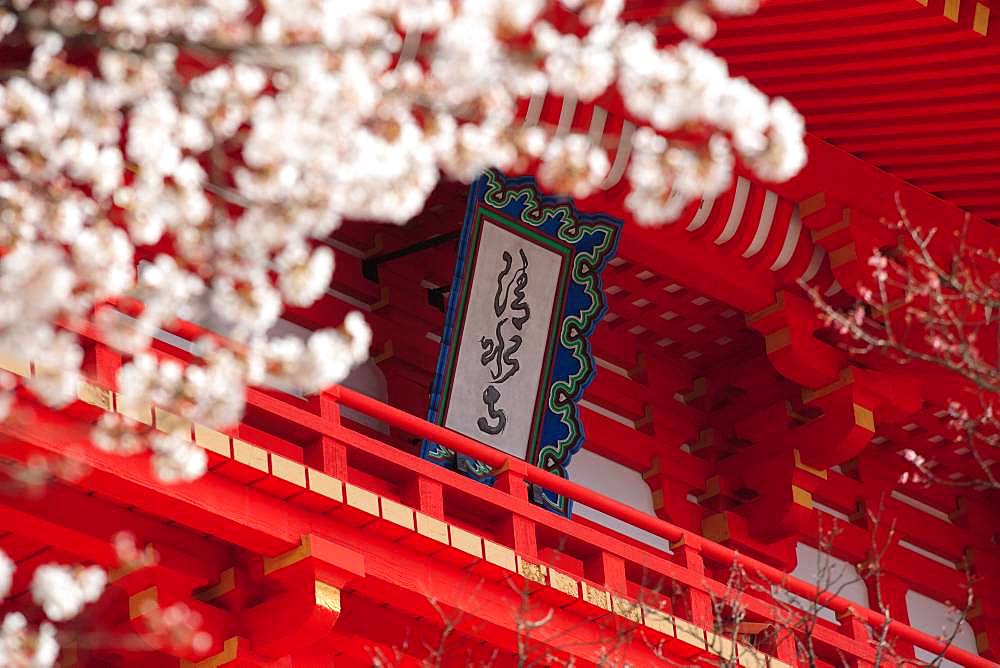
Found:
[422,170,622,516]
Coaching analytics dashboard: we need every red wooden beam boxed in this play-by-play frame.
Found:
[0,480,229,586]
[330,386,996,668]
[718,29,970,68]
[0,411,302,557]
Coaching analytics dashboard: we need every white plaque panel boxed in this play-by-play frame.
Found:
[443,220,562,459]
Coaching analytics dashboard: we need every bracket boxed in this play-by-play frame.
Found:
[361,231,460,282]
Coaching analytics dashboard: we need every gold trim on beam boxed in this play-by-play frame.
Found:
[679,377,708,404]
[799,193,826,218]
[802,368,853,404]
[415,511,449,545]
[116,393,153,425]
[76,381,113,411]
[483,540,516,572]
[651,489,664,511]
[701,513,730,543]
[263,535,313,575]
[380,497,416,530]
[674,617,708,651]
[696,476,720,503]
[0,352,30,377]
[372,286,390,311]
[689,428,715,453]
[612,596,642,623]
[580,582,611,611]
[642,607,674,635]
[109,544,158,582]
[128,586,157,620]
[548,569,579,598]
[193,423,232,457]
[180,637,240,668]
[364,233,384,259]
[791,485,813,510]
[746,293,785,324]
[642,456,660,481]
[853,403,875,432]
[307,469,344,503]
[634,404,654,429]
[154,406,191,436]
[448,525,484,558]
[706,631,738,663]
[233,439,268,473]
[741,645,770,668]
[315,580,342,613]
[765,328,791,354]
[944,0,959,21]
[271,454,307,488]
[516,557,548,584]
[975,3,990,35]
[914,0,988,36]
[829,243,857,268]
[194,567,236,602]
[811,208,851,242]
[345,483,380,517]
[786,400,817,425]
[793,450,828,479]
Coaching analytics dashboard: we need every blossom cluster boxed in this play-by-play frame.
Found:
[0,2,807,662]
[808,203,1000,491]
[0,533,202,666]
[0,551,105,667]
[0,0,804,485]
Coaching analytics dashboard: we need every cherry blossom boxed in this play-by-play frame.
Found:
[560,0,625,26]
[673,0,762,42]
[807,202,1000,492]
[675,3,718,42]
[626,129,733,225]
[0,550,13,600]
[115,348,248,435]
[535,21,618,102]
[709,0,760,14]
[0,0,804,485]
[276,243,335,308]
[24,330,82,409]
[0,2,810,662]
[537,134,610,200]
[30,564,106,622]
[248,312,372,394]
[0,372,15,424]
[150,432,208,483]
[0,613,59,668]
[91,413,148,456]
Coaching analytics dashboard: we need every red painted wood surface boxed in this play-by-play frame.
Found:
[2,4,1000,665]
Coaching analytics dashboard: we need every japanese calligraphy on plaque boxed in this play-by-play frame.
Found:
[423,170,621,517]
[476,248,531,436]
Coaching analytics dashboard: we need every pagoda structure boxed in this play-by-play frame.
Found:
[2,1,999,666]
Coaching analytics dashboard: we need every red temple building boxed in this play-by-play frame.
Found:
[2,1,1000,666]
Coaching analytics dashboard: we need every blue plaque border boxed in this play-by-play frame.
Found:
[422,170,622,516]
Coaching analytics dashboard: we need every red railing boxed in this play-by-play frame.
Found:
[332,385,994,668]
[58,312,992,667]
